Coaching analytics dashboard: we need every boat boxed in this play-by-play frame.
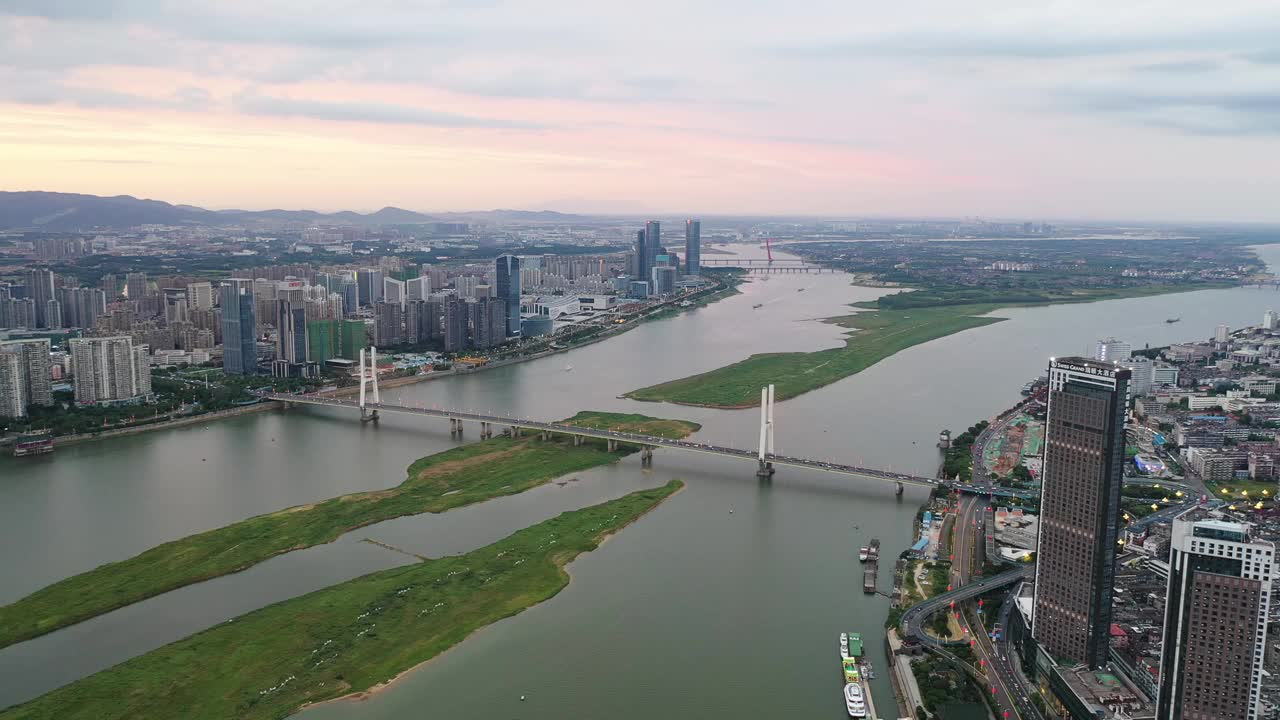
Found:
[797,288,806,292]
[753,303,764,309]
[858,546,869,562]
[564,364,574,372]
[839,633,850,659]
[13,430,54,457]
[866,539,880,561]
[1166,317,1181,324]
[846,633,863,659]
[842,657,861,683]
[843,683,868,718]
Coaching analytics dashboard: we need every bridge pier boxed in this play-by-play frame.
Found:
[361,407,379,423]
[756,459,775,478]
[480,421,492,439]
[541,430,551,441]
[607,439,618,452]
[573,434,584,446]
[641,446,654,466]
[450,418,462,437]
[896,481,904,496]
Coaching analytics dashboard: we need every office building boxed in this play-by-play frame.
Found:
[275,300,308,364]
[1217,324,1231,343]
[125,272,148,300]
[643,221,661,283]
[220,280,257,375]
[1032,357,1129,669]
[383,277,406,309]
[187,281,214,310]
[628,280,651,299]
[1265,309,1278,331]
[375,301,404,346]
[1119,357,1154,397]
[356,268,383,306]
[651,266,677,296]
[685,219,701,276]
[1158,510,1273,720]
[1094,337,1131,363]
[495,254,521,337]
[26,269,56,329]
[633,229,649,286]
[69,336,151,406]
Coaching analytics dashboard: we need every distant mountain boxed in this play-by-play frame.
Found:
[0,192,437,230]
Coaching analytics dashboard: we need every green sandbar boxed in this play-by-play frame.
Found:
[0,412,699,650]
[0,481,684,720]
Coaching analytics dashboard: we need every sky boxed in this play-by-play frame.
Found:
[1,1,1279,221]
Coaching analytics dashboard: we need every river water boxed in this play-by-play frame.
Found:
[3,243,1280,717]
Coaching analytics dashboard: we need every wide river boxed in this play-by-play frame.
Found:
[3,243,1280,718]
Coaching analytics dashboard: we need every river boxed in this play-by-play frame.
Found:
[2,242,1280,717]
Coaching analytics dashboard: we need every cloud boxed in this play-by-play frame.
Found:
[232,91,541,129]
[1133,59,1223,74]
[1063,89,1280,135]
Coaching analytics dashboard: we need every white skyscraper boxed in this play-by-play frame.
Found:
[1094,337,1131,363]
[1217,324,1231,343]
[0,349,25,418]
[187,281,214,310]
[406,276,430,301]
[383,277,406,309]
[1119,357,1154,397]
[1264,309,1277,331]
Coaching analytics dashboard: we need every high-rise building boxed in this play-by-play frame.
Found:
[444,299,469,352]
[0,298,36,329]
[406,276,430,302]
[58,287,106,328]
[634,229,649,286]
[338,319,367,360]
[1264,309,1277,331]
[643,221,661,283]
[1093,337,1131,363]
[374,301,404,346]
[651,266,677,296]
[275,300,308,364]
[187,281,214,310]
[495,254,521,337]
[1158,509,1274,720]
[307,319,340,365]
[0,338,53,411]
[100,273,119,299]
[69,336,151,406]
[0,349,24,418]
[26,269,55,328]
[1118,357,1154,397]
[356,268,383,306]
[1216,324,1231,343]
[1032,357,1129,669]
[685,219,701,276]
[125,272,148,300]
[220,280,257,375]
[383,277,406,309]
[43,299,63,330]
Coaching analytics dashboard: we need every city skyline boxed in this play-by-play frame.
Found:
[3,3,1280,221]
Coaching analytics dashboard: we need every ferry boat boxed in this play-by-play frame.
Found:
[858,546,869,562]
[843,683,868,718]
[842,657,861,683]
[1166,317,1181,324]
[753,303,764,309]
[846,633,863,659]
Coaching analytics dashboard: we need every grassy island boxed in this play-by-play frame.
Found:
[0,481,684,720]
[626,279,1241,409]
[626,304,1003,408]
[0,412,699,651]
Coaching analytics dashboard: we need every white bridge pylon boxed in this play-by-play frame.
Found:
[358,346,381,420]
[757,384,776,477]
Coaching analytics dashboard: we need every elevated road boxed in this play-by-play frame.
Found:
[899,565,1033,647]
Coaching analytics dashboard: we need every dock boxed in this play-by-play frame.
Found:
[862,538,880,593]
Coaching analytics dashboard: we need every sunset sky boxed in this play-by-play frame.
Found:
[2,1,1279,220]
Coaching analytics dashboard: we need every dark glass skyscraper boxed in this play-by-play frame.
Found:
[644,220,661,282]
[1031,357,1129,669]
[219,279,257,375]
[494,254,521,337]
[685,219,701,275]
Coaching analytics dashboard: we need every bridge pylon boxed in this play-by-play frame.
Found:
[757,384,776,478]
[358,346,381,422]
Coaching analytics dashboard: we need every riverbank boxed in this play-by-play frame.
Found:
[624,281,1247,409]
[0,481,685,720]
[0,411,699,651]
